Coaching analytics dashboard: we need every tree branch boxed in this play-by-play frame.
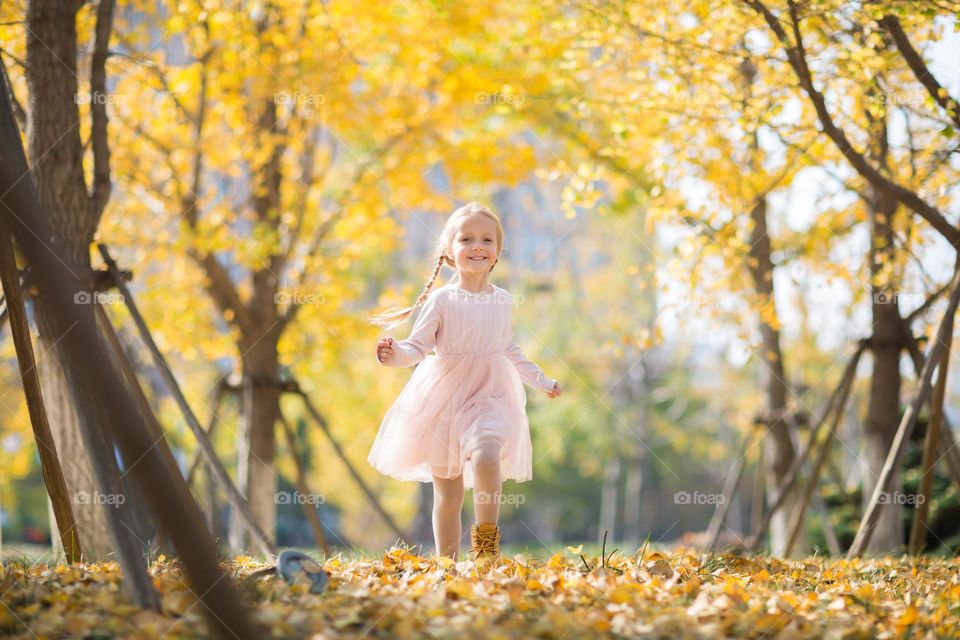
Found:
[878,14,960,130]
[741,0,960,248]
[89,0,116,219]
[278,127,412,328]
[0,52,26,128]
[188,247,254,333]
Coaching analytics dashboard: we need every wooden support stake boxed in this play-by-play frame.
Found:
[783,360,858,556]
[292,381,409,542]
[902,332,960,502]
[277,411,330,554]
[0,79,257,636]
[95,304,213,545]
[705,431,755,551]
[848,262,960,558]
[908,309,953,554]
[810,491,841,556]
[745,343,865,550]
[97,243,276,557]
[0,228,82,563]
[187,381,225,489]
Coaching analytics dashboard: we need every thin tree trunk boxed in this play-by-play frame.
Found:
[599,454,621,544]
[621,372,647,547]
[739,54,800,555]
[622,205,656,547]
[229,332,281,551]
[862,96,904,553]
[747,196,799,556]
[228,90,286,550]
[24,0,127,563]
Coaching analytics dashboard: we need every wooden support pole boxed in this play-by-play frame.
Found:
[187,381,226,489]
[745,343,866,550]
[705,431,757,550]
[291,381,409,542]
[0,228,82,563]
[97,243,276,557]
[277,411,331,554]
[783,360,858,556]
[95,304,213,545]
[908,309,953,554]
[902,331,960,501]
[0,77,259,636]
[810,491,841,556]
[848,262,960,558]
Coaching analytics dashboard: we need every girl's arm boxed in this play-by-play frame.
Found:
[382,291,443,367]
[505,339,557,393]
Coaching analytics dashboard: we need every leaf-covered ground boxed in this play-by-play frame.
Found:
[1,546,958,638]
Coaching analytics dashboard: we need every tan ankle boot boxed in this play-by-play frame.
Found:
[470,522,501,572]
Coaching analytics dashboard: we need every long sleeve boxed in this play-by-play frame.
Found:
[505,339,557,393]
[383,291,443,367]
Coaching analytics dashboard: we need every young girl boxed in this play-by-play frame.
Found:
[367,202,561,569]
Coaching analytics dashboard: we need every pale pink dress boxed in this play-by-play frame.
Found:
[367,282,557,489]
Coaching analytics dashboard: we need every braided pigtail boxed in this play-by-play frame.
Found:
[369,251,447,329]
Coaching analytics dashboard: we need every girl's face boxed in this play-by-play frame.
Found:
[449,214,499,275]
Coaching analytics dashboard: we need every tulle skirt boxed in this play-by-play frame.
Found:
[367,352,533,489]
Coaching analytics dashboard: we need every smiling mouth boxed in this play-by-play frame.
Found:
[468,256,487,261]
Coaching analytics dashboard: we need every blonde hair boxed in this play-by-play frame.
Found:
[369,202,505,329]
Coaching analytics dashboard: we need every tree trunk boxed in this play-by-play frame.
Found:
[621,382,648,547]
[622,206,656,547]
[864,190,903,554]
[747,197,801,556]
[598,454,621,544]
[229,325,282,550]
[862,73,904,554]
[24,0,117,561]
[739,57,801,556]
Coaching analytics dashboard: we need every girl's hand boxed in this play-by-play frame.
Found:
[546,381,561,398]
[377,337,396,365]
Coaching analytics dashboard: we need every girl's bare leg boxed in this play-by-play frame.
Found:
[471,438,502,525]
[432,474,464,559]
